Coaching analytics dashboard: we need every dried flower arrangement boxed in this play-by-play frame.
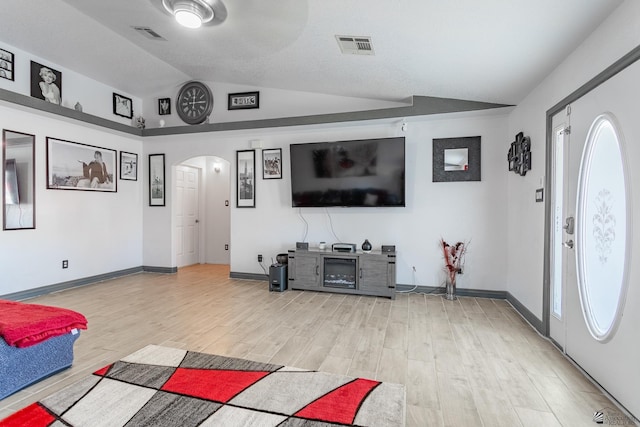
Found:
[441,239,467,294]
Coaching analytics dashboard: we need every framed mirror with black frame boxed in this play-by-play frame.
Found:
[432,136,481,182]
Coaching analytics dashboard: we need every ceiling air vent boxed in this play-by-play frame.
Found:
[335,35,374,55]
[132,26,167,41]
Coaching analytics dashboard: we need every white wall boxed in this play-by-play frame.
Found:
[143,109,511,289]
[0,103,143,295]
[506,0,640,319]
[0,42,142,126]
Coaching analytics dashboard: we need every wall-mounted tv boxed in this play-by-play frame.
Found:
[290,137,405,207]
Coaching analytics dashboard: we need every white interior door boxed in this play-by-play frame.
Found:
[560,60,639,419]
[176,165,199,267]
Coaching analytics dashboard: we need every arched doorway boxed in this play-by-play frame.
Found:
[175,155,231,267]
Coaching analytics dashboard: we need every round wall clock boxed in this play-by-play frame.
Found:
[176,81,214,125]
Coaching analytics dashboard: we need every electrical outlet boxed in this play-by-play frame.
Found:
[257,254,263,263]
[225,244,229,250]
[62,260,68,269]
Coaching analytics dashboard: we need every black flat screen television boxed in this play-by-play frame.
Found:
[290,137,405,207]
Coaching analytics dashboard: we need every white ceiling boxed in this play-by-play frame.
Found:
[0,0,624,105]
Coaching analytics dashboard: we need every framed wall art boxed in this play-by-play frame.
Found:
[228,91,259,110]
[158,98,171,115]
[120,151,138,181]
[113,93,133,119]
[262,148,282,179]
[433,136,481,182]
[236,150,255,207]
[149,154,165,206]
[30,61,62,105]
[0,48,14,81]
[46,137,117,192]
[507,132,532,176]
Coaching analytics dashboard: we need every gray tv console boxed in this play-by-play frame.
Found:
[287,248,396,299]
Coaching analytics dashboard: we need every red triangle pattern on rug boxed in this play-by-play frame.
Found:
[294,378,381,424]
[93,364,112,376]
[0,403,54,427]
[161,367,270,403]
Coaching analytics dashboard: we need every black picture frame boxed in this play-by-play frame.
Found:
[149,154,165,206]
[30,61,62,105]
[158,98,171,115]
[432,136,481,182]
[228,91,259,110]
[0,48,14,81]
[46,137,117,192]
[262,148,282,179]
[236,150,255,207]
[113,93,133,119]
[120,151,138,181]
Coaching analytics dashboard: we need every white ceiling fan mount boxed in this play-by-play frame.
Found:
[157,0,227,28]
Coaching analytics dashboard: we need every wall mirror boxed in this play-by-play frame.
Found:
[432,136,481,182]
[444,148,469,171]
[3,129,36,230]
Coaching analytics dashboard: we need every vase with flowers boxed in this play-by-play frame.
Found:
[441,239,467,300]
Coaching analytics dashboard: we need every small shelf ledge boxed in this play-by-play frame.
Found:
[1,88,511,137]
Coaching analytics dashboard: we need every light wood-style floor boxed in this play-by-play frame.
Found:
[0,264,625,426]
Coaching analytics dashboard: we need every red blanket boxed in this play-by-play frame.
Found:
[0,300,87,348]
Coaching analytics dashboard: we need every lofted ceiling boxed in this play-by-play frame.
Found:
[0,0,624,105]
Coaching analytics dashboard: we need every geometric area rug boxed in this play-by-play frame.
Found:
[0,345,406,426]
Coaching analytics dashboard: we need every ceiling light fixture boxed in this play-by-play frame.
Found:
[159,0,227,28]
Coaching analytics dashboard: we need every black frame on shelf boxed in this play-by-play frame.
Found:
[0,47,14,81]
[113,92,133,119]
[228,91,259,110]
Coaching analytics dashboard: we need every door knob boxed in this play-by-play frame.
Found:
[563,240,574,249]
[563,217,574,235]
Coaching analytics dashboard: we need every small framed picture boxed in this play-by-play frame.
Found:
[228,91,259,110]
[149,154,165,206]
[262,148,282,179]
[236,150,255,207]
[30,61,62,105]
[0,48,14,81]
[46,137,116,192]
[158,97,171,115]
[113,92,133,119]
[120,151,138,181]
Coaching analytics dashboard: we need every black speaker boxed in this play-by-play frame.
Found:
[269,264,288,292]
[296,242,309,250]
[381,245,396,253]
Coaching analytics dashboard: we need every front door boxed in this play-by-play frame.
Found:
[551,59,639,420]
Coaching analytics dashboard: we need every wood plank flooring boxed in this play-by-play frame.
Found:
[0,264,628,426]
